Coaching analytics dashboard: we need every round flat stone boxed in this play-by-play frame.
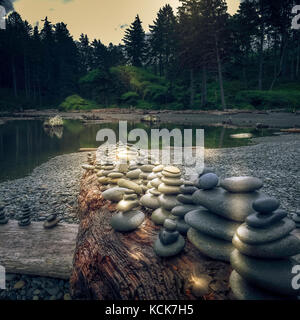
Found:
[230,249,300,296]
[98,177,110,184]
[179,185,198,194]
[147,172,157,180]
[108,172,124,179]
[81,164,95,171]
[164,218,177,231]
[149,188,160,196]
[118,179,143,194]
[116,199,139,212]
[246,209,287,228]
[220,176,263,193]
[44,218,61,229]
[141,164,155,172]
[229,270,288,300]
[126,169,141,180]
[187,228,233,262]
[154,235,185,257]
[161,177,183,186]
[158,184,181,195]
[185,208,240,241]
[232,233,300,259]
[140,194,160,210]
[163,166,180,174]
[159,230,179,245]
[153,165,164,173]
[151,178,162,189]
[162,171,181,178]
[158,194,181,210]
[192,188,267,222]
[237,218,296,245]
[177,194,194,204]
[110,211,145,232]
[151,207,171,225]
[252,197,280,214]
[171,205,199,218]
[102,187,129,202]
[197,173,219,190]
[176,218,190,234]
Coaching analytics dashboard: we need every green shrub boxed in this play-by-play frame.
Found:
[59,95,96,111]
[120,92,139,106]
[235,90,300,110]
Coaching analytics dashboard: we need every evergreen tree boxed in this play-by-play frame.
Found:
[123,15,146,67]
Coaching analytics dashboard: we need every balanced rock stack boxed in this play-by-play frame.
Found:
[110,183,145,232]
[172,181,198,235]
[97,159,116,190]
[188,175,266,262]
[0,203,8,225]
[230,197,300,300]
[87,152,94,165]
[43,214,61,229]
[126,163,142,185]
[18,204,31,227]
[154,218,185,257]
[292,211,300,228]
[140,165,164,210]
[139,164,155,193]
[151,166,182,225]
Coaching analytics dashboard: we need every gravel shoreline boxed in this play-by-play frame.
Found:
[0,134,299,300]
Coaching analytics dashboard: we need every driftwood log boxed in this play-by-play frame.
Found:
[70,171,232,300]
[0,220,78,279]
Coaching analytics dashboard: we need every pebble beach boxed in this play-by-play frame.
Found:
[0,134,299,300]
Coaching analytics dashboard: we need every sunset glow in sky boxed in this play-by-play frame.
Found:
[13,0,240,44]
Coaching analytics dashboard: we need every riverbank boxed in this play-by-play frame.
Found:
[1,108,300,129]
[0,134,299,300]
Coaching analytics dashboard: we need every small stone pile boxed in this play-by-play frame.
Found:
[188,175,266,262]
[140,165,164,210]
[0,203,8,224]
[172,181,198,235]
[151,166,182,225]
[139,163,155,193]
[154,218,185,257]
[18,204,31,227]
[97,159,117,190]
[81,152,95,171]
[230,197,300,300]
[126,164,142,184]
[292,211,300,228]
[43,214,61,229]
[110,182,145,232]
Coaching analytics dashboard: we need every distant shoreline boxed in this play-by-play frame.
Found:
[0,108,299,129]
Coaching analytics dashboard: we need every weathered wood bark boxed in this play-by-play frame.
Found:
[70,172,232,300]
[0,220,78,279]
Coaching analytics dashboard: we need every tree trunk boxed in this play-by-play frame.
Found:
[70,172,232,300]
[190,68,195,109]
[258,26,264,91]
[269,36,288,91]
[11,56,17,98]
[215,36,226,110]
[201,66,207,108]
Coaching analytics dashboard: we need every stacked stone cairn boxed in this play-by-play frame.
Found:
[140,165,164,210]
[18,204,31,227]
[230,197,300,300]
[139,163,155,193]
[187,175,266,262]
[110,183,145,232]
[81,152,95,171]
[154,218,185,257]
[0,203,8,225]
[292,211,300,228]
[151,166,182,225]
[97,158,117,191]
[171,181,198,235]
[43,214,61,229]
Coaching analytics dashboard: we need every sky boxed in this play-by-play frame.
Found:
[12,0,240,45]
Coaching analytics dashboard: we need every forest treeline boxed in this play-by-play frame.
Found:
[0,0,300,111]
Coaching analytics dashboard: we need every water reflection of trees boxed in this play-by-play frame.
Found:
[43,125,64,139]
